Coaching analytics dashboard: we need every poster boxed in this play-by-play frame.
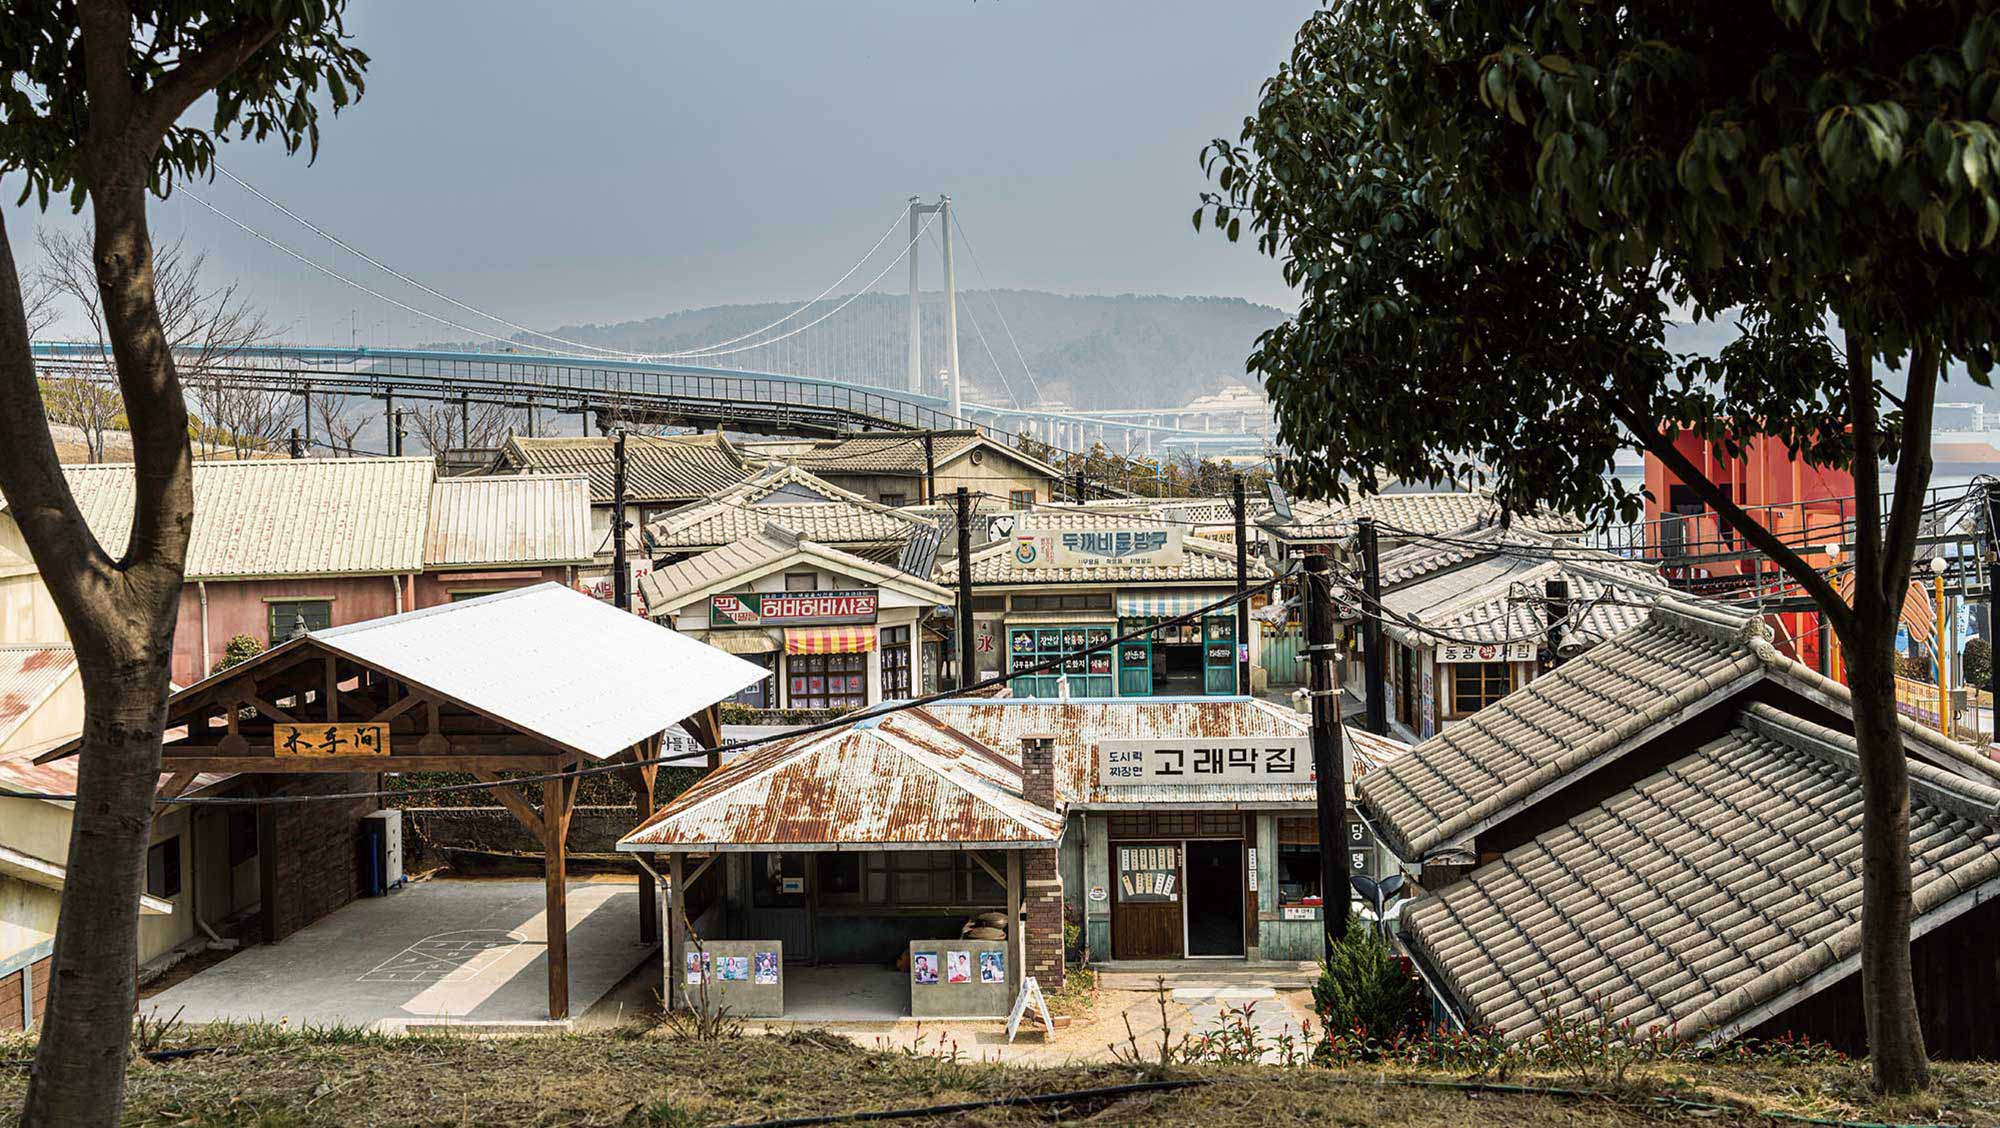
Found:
[912,951,939,985]
[720,956,749,982]
[947,950,971,985]
[684,952,710,985]
[979,951,1005,984]
[755,951,780,985]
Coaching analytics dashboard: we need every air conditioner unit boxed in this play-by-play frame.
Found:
[360,809,404,895]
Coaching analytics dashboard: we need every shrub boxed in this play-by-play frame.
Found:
[1964,637,1991,695]
[211,634,263,674]
[1312,914,1424,1044]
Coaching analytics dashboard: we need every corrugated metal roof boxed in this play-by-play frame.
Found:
[497,433,751,503]
[618,707,1064,850]
[8,458,435,579]
[1403,704,2000,1043]
[940,534,1270,587]
[309,583,769,760]
[425,475,593,568]
[0,646,77,749]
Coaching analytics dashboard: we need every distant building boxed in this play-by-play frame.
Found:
[758,430,1063,509]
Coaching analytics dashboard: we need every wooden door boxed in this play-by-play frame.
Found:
[1110,841,1183,959]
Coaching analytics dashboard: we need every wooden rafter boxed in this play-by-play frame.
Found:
[473,770,545,840]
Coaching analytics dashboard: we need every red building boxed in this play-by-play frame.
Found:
[1641,431,1853,668]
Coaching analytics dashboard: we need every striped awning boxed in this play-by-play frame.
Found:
[1116,591,1218,618]
[785,626,878,655]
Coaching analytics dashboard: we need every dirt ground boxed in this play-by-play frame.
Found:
[5,1026,1998,1127]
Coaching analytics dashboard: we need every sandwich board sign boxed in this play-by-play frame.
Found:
[1006,976,1054,1042]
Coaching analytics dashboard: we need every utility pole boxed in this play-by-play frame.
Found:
[1233,474,1251,696]
[302,384,312,449]
[1543,576,1570,668]
[923,431,937,505]
[288,428,303,459]
[907,196,923,395]
[383,387,396,455]
[940,194,962,420]
[460,392,472,452]
[612,429,632,613]
[1303,553,1350,954]
[956,486,976,691]
[1358,516,1388,735]
[393,409,407,458]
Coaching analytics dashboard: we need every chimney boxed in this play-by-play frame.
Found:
[1020,733,1058,811]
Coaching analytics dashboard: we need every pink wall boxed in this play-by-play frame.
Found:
[411,567,573,609]
[174,575,403,686]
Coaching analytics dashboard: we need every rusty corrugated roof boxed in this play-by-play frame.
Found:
[0,646,77,750]
[4,458,435,579]
[425,474,593,568]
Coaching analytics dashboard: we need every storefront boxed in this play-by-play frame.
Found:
[640,526,953,710]
[948,518,1270,699]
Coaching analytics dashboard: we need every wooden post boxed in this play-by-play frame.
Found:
[1006,852,1023,1000]
[668,852,687,1010]
[636,751,660,945]
[542,771,571,1020]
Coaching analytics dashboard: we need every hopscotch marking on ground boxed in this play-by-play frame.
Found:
[358,929,531,984]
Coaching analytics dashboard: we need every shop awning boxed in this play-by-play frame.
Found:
[785,625,877,655]
[1116,591,1220,618]
[705,630,780,656]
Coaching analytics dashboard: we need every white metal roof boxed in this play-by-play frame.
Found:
[310,583,769,759]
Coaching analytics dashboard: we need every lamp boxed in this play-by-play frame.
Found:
[1822,542,1843,562]
[1929,556,1950,576]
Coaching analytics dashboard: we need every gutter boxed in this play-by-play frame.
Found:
[197,581,210,674]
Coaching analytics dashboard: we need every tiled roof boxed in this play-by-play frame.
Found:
[618,705,1064,850]
[786,431,1058,477]
[7,458,434,579]
[1404,704,2000,1042]
[637,527,952,618]
[1358,598,1776,861]
[939,533,1270,587]
[646,465,934,551]
[1378,534,1671,651]
[425,475,593,568]
[497,433,750,504]
[0,646,77,749]
[1262,491,1583,543]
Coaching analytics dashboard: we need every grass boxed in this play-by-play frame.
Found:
[1042,965,1097,1020]
[4,1025,1999,1127]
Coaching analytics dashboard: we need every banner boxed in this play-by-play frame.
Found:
[1011,523,1184,569]
[710,589,878,627]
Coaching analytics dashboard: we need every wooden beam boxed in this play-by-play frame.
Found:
[668,852,686,1011]
[1006,851,1023,1001]
[968,850,1006,890]
[245,694,298,725]
[634,740,659,946]
[684,854,716,888]
[153,771,198,826]
[472,771,544,840]
[367,691,427,725]
[543,770,572,1020]
[154,754,569,773]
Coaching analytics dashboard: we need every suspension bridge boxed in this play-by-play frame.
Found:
[29,174,1274,465]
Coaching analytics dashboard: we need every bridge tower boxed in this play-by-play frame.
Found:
[906,195,962,420]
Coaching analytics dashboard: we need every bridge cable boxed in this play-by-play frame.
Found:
[949,208,1046,405]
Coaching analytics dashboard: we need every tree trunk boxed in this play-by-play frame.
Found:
[1845,612,1932,1092]
[20,642,178,1126]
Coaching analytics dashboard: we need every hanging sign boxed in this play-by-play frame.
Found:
[273,723,390,758]
[1097,736,1311,786]
[1437,640,1536,664]
[1010,524,1184,569]
[710,589,878,627]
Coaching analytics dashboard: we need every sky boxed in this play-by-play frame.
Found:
[12,0,1321,344]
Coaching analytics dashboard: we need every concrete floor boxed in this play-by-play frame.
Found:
[144,878,655,1032]
[780,966,909,1022]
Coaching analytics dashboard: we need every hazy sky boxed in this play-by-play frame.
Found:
[14,1,1320,343]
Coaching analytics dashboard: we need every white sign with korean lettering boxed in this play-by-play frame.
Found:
[1096,737,1311,786]
[1437,640,1536,664]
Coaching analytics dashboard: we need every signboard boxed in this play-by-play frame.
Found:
[1009,524,1184,569]
[709,589,878,627]
[1438,640,1536,664]
[1097,736,1310,786]
[1246,847,1258,892]
[1282,905,1317,921]
[1347,818,1376,876]
[1116,844,1179,902]
[1419,658,1436,740]
[273,722,390,758]
[1006,976,1055,1043]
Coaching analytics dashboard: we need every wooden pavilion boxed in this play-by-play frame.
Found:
[37,584,766,1019]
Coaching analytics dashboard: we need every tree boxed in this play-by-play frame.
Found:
[38,225,285,460]
[310,389,366,455]
[0,5,365,1124]
[406,394,516,454]
[209,632,262,674]
[1198,0,2000,1093]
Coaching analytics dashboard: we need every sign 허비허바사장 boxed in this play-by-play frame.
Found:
[1437,640,1536,664]
[273,722,390,758]
[1096,736,1311,786]
[1009,522,1185,569]
[709,589,879,628]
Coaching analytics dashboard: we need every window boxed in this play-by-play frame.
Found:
[729,652,776,708]
[816,853,863,901]
[881,626,912,699]
[146,837,182,899]
[1276,817,1321,904]
[1008,624,1113,698]
[448,589,502,602]
[1010,593,1114,613]
[751,853,807,908]
[787,651,866,710]
[227,810,259,868]
[1010,489,1036,508]
[1450,661,1513,716]
[880,492,907,507]
[852,851,1003,907]
[266,599,331,645]
[785,572,817,592]
[1106,812,1239,839]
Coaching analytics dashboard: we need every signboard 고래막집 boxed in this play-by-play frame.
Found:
[1096,737,1310,786]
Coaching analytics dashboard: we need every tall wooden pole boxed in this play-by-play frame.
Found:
[612,429,631,613]
[956,486,976,690]
[1358,516,1389,735]
[1304,553,1349,955]
[542,771,572,1020]
[1234,474,1251,695]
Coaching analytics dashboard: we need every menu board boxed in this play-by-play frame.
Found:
[1116,844,1180,903]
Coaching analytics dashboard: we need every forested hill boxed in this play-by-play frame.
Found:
[528,290,1286,411]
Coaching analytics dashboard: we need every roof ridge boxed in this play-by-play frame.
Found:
[1647,595,1770,644]
[1737,703,2000,827]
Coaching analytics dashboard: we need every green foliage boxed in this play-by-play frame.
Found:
[1312,915,1425,1042]
[0,2,369,210]
[1964,635,1991,690]
[209,633,262,674]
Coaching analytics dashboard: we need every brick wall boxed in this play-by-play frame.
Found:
[0,956,52,1031]
[1024,848,1065,991]
[262,773,378,943]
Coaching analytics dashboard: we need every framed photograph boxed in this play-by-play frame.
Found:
[720,956,749,982]
[912,951,939,985]
[946,950,971,985]
[979,950,1004,984]
[684,952,709,985]
[755,951,780,985]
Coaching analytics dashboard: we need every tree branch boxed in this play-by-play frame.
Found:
[1879,335,1943,605]
[1846,326,1886,629]
[138,18,281,141]
[1615,402,1854,636]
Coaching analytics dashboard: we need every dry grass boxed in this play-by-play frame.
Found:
[2,1026,1997,1127]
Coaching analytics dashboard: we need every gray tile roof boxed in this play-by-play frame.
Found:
[940,533,1271,587]
[787,431,1060,478]
[645,465,934,551]
[1403,704,2000,1043]
[498,433,750,504]
[1380,544,1671,653]
[1263,492,1583,544]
